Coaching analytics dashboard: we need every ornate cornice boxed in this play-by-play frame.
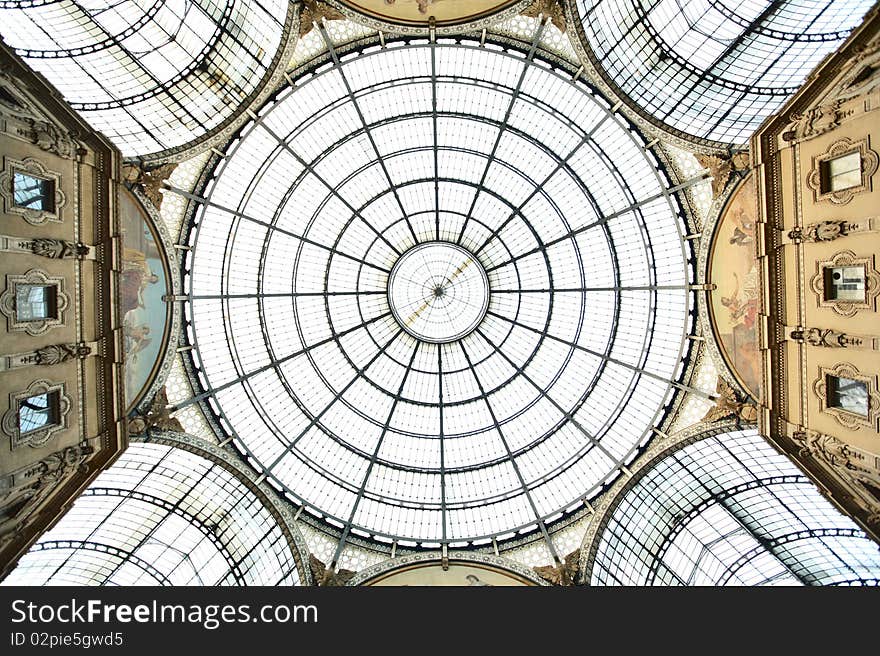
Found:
[347,550,547,585]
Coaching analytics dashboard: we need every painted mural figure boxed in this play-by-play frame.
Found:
[119,191,168,408]
[710,174,762,399]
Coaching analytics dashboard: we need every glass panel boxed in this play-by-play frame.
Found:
[15,284,57,321]
[827,376,869,416]
[824,151,862,192]
[590,429,880,586]
[0,1,290,156]
[575,0,875,143]
[824,265,866,302]
[18,391,59,434]
[13,172,53,211]
[1,443,305,586]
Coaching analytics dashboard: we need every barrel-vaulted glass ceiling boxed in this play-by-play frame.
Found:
[589,429,880,586]
[1,441,306,586]
[0,0,292,156]
[574,0,875,144]
[177,32,695,548]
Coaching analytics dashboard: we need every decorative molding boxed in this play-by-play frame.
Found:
[788,219,852,242]
[806,137,879,205]
[0,268,70,335]
[0,157,66,225]
[0,67,41,123]
[782,99,854,143]
[0,443,93,547]
[812,362,880,430]
[0,235,91,259]
[14,119,81,160]
[347,551,548,586]
[2,379,72,449]
[30,238,89,259]
[790,327,866,349]
[1,343,93,372]
[834,41,880,100]
[808,250,880,316]
[791,429,880,487]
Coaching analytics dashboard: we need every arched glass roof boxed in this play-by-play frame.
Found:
[588,428,880,586]
[0,0,294,156]
[573,0,875,144]
[178,33,695,549]
[1,439,307,585]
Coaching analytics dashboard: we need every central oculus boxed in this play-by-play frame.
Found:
[387,242,490,344]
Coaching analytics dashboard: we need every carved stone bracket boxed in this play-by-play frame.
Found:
[695,151,750,198]
[806,137,879,205]
[0,157,66,225]
[121,162,177,211]
[0,235,91,260]
[1,379,72,449]
[812,362,880,431]
[522,0,567,33]
[808,250,880,317]
[1,343,93,373]
[15,119,81,160]
[783,99,854,142]
[791,429,880,486]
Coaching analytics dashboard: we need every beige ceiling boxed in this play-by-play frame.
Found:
[336,0,520,26]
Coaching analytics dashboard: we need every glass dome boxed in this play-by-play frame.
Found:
[0,0,295,157]
[573,0,876,144]
[178,36,695,547]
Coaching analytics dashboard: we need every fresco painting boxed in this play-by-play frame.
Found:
[708,173,762,400]
[119,189,170,409]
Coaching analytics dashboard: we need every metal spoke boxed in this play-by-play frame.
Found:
[458,340,560,562]
[317,23,420,245]
[165,184,391,274]
[171,311,392,411]
[455,17,548,245]
[331,340,422,566]
[263,328,405,473]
